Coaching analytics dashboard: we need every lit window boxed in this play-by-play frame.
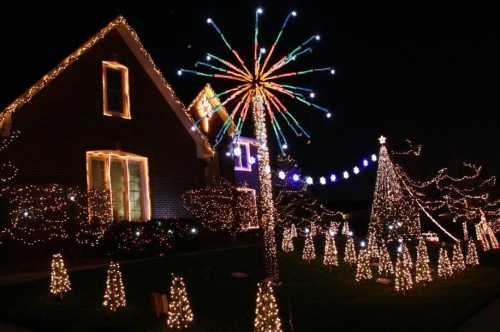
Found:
[234,141,252,172]
[102,61,131,119]
[86,151,150,221]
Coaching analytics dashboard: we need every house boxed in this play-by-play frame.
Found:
[0,16,220,222]
[0,16,261,226]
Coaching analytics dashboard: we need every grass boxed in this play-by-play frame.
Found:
[1,242,500,332]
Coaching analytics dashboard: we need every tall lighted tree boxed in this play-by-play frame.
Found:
[415,237,432,284]
[437,247,453,279]
[254,280,283,332]
[451,242,466,272]
[368,136,421,242]
[394,244,414,293]
[302,233,316,262]
[355,249,372,281]
[103,261,126,311]
[180,8,335,281]
[465,240,479,266]
[50,253,71,299]
[378,242,394,276]
[167,275,194,330]
[344,236,357,265]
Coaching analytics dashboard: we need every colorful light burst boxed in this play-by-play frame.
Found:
[180,8,335,281]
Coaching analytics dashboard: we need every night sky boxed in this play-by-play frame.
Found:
[1,2,498,204]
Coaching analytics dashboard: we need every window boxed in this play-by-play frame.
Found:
[234,141,252,172]
[86,151,150,221]
[102,61,131,119]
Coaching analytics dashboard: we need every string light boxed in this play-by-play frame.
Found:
[465,240,480,267]
[344,236,357,265]
[367,231,380,261]
[254,280,283,332]
[323,231,339,268]
[355,248,372,281]
[0,130,20,184]
[302,233,316,261]
[50,253,71,299]
[167,274,194,330]
[394,243,414,293]
[437,247,453,279]
[103,261,126,311]
[415,237,432,284]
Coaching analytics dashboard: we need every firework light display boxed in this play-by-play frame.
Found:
[179,8,335,281]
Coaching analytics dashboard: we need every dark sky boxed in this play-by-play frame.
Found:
[1,2,498,203]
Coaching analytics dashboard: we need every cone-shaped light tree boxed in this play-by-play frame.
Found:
[415,237,432,284]
[323,232,339,268]
[355,249,373,282]
[367,231,380,261]
[466,240,480,267]
[437,247,453,279]
[368,136,421,242]
[451,242,466,272]
[103,261,126,311]
[50,253,71,299]
[167,275,194,330]
[344,236,357,265]
[254,280,283,332]
[394,243,414,293]
[302,233,316,261]
[378,241,394,276]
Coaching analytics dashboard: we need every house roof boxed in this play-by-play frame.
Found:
[0,16,214,159]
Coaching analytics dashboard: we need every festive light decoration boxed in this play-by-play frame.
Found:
[377,241,394,276]
[183,178,258,234]
[475,211,499,251]
[290,223,297,238]
[341,220,350,236]
[355,249,372,281]
[167,275,194,330]
[451,242,466,272]
[49,253,71,298]
[323,231,339,268]
[437,247,453,279]
[368,137,421,242]
[367,231,380,261]
[302,233,316,262]
[415,237,432,284]
[0,130,19,185]
[103,261,126,311]
[181,9,337,280]
[254,280,283,332]
[394,243,414,293]
[465,240,480,267]
[281,227,294,253]
[344,236,357,265]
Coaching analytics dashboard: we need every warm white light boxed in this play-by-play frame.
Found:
[69,195,75,201]
[378,135,387,145]
[398,238,403,243]
[353,166,360,175]
[309,92,315,98]
[168,229,173,234]
[348,231,353,236]
[363,159,369,167]
[190,227,198,234]
[23,211,29,217]
[249,156,256,164]
[330,174,337,182]
[330,69,336,75]
[315,34,321,41]
[360,241,366,247]
[292,174,300,182]
[233,146,241,156]
[388,225,394,230]
[305,227,310,234]
[371,154,377,162]
[343,171,349,179]
[397,222,403,227]
[135,230,141,237]
[326,112,332,118]
[206,18,213,24]
[278,171,286,180]
[319,177,326,185]
[177,70,183,76]
[256,8,263,14]
[306,176,313,185]
[291,11,297,16]
[397,246,402,253]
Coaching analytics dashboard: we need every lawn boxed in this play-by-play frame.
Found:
[1,242,500,332]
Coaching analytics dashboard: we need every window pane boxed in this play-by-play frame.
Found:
[110,159,126,220]
[90,159,105,191]
[128,162,143,221]
[106,68,123,114]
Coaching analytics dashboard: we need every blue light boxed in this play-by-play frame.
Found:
[363,159,369,167]
[330,174,337,182]
[292,174,300,182]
